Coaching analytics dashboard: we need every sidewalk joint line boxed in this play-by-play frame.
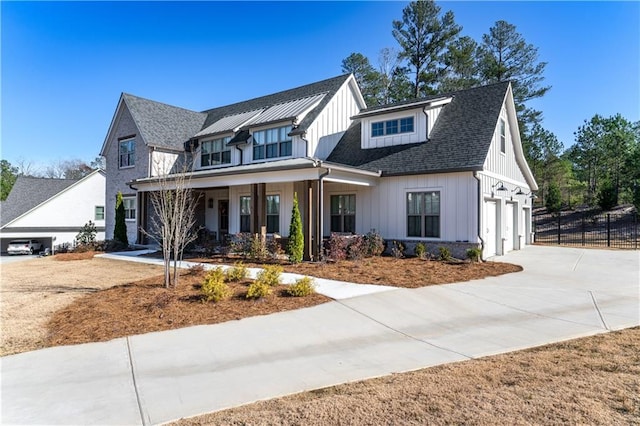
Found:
[335,300,474,360]
[589,291,610,330]
[572,250,586,271]
[126,336,148,426]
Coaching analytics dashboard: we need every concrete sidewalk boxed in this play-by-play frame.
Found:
[2,246,638,425]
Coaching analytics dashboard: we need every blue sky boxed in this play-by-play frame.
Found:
[2,1,638,170]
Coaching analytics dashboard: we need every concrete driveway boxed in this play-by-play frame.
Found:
[1,246,638,425]
[0,254,40,265]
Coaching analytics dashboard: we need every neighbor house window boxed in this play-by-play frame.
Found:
[500,118,506,153]
[253,125,292,160]
[266,195,280,233]
[119,139,135,168]
[407,191,440,238]
[201,136,231,167]
[240,196,251,232]
[330,194,356,233]
[371,116,414,137]
[95,206,105,220]
[123,197,136,220]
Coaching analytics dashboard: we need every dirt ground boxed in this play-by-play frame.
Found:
[173,327,640,426]
[0,256,163,356]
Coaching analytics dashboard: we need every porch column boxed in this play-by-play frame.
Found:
[251,183,266,234]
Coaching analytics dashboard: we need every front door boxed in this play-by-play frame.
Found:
[218,200,229,242]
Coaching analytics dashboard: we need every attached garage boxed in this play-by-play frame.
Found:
[0,236,54,254]
[504,202,516,253]
[483,200,498,258]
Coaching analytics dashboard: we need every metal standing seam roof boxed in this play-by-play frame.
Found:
[194,109,264,138]
[244,93,327,128]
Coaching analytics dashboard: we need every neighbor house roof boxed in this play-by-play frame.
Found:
[1,176,80,227]
[327,81,511,176]
[121,93,208,151]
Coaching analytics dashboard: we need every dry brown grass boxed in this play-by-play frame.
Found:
[173,327,640,426]
[53,251,96,261]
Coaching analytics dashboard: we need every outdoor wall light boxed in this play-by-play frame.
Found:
[513,186,525,195]
[492,181,508,192]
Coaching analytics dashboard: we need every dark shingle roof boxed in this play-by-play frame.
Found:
[1,176,79,227]
[327,81,510,176]
[122,94,207,150]
[200,74,352,137]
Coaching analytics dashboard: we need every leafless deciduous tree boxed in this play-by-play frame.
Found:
[143,156,201,288]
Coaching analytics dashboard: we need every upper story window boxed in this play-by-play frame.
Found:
[253,125,292,161]
[119,139,135,168]
[201,136,231,167]
[500,118,506,153]
[371,116,414,137]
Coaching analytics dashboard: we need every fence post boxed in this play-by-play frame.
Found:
[635,213,638,250]
[607,214,611,247]
[582,214,585,246]
[557,213,561,245]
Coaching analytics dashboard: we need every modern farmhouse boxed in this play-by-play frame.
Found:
[100,74,537,259]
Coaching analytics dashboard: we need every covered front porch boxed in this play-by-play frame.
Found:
[133,158,380,260]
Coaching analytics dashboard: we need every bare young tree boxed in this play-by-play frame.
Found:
[143,155,201,288]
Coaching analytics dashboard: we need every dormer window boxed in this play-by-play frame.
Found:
[371,117,414,137]
[201,136,231,167]
[253,125,292,160]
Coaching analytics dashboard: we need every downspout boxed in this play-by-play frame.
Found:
[422,107,430,140]
[473,171,486,261]
[300,132,310,158]
[317,164,331,258]
[235,145,243,165]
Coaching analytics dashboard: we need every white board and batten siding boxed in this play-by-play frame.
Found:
[323,172,478,242]
[227,182,295,236]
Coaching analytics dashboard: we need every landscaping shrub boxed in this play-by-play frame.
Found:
[201,267,232,303]
[438,246,452,261]
[267,238,284,260]
[249,234,268,260]
[103,239,128,252]
[188,263,205,276]
[225,262,248,282]
[414,242,427,259]
[327,233,348,261]
[256,264,283,286]
[287,192,304,263]
[364,231,385,257]
[114,191,128,245]
[229,233,252,258]
[246,281,272,299]
[466,247,482,263]
[75,221,97,246]
[391,241,405,258]
[287,276,316,297]
[347,235,366,260]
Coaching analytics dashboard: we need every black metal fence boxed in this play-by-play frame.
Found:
[533,210,639,249]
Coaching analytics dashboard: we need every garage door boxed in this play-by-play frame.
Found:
[504,203,515,252]
[484,201,497,258]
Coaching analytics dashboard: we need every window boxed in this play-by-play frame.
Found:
[201,136,231,167]
[119,139,135,168]
[330,195,356,233]
[371,116,414,137]
[500,118,506,153]
[266,195,280,233]
[253,125,292,160]
[123,197,136,220]
[95,206,105,220]
[407,191,440,238]
[240,196,251,233]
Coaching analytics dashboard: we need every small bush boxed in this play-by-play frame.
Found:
[414,242,427,259]
[226,261,248,282]
[256,264,283,286]
[287,276,316,297]
[229,233,252,258]
[327,233,348,261]
[249,234,268,260]
[103,239,128,252]
[201,267,232,302]
[466,247,482,263]
[76,221,97,246]
[246,280,272,299]
[267,238,284,260]
[347,235,366,260]
[364,231,385,257]
[188,263,205,276]
[438,246,452,261]
[391,241,405,259]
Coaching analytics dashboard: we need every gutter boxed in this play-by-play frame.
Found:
[473,171,486,261]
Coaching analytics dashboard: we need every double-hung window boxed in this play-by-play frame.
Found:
[95,206,105,221]
[201,136,231,167]
[119,139,135,168]
[330,195,356,233]
[123,197,136,220]
[371,116,414,137]
[266,195,280,233]
[240,196,251,233]
[500,118,506,153]
[253,125,292,160]
[407,191,440,238]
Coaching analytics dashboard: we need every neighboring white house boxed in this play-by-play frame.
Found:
[100,74,537,260]
[0,170,106,252]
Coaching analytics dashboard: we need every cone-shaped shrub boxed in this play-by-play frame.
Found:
[287,192,304,263]
[114,191,128,245]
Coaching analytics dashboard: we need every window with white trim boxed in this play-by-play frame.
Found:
[330,194,356,233]
[500,118,506,153]
[95,206,105,221]
[240,196,251,233]
[266,195,280,233]
[123,197,136,220]
[253,125,292,160]
[371,116,414,137]
[119,139,135,168]
[407,191,440,238]
[201,136,231,167]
